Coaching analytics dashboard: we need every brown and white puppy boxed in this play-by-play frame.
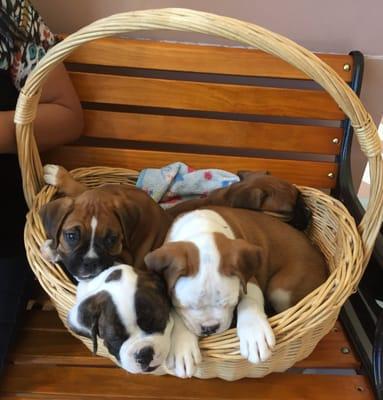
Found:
[40,165,172,281]
[145,207,327,377]
[167,170,311,231]
[68,264,173,373]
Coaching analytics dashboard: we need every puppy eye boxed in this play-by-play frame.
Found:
[64,231,80,244]
[105,234,118,247]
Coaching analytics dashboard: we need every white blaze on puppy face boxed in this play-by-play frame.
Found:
[84,216,98,259]
[164,210,241,337]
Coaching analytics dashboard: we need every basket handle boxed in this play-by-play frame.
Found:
[15,8,383,264]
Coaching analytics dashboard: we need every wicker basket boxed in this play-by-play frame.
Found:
[15,9,383,381]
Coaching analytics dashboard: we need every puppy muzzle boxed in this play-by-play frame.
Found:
[119,317,173,374]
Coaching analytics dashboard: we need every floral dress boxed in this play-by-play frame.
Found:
[0,0,56,90]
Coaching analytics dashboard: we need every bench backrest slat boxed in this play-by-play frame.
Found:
[43,38,356,189]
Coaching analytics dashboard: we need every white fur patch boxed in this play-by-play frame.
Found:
[85,216,98,259]
[43,164,60,186]
[269,288,291,313]
[237,283,275,364]
[168,209,235,242]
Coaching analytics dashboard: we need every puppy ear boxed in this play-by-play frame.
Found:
[39,197,74,248]
[231,187,267,210]
[68,294,101,355]
[79,294,103,355]
[72,291,128,359]
[113,199,140,254]
[226,239,264,294]
[289,190,312,231]
[90,314,100,355]
[145,242,198,293]
[135,271,171,333]
[237,170,270,181]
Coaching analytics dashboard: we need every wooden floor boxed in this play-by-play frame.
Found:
[0,307,375,399]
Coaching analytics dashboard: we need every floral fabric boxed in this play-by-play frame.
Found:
[0,0,56,90]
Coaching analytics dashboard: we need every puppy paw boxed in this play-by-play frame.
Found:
[238,316,275,364]
[43,164,68,187]
[40,239,60,263]
[167,328,201,378]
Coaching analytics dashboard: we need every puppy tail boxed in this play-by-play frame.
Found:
[289,191,312,231]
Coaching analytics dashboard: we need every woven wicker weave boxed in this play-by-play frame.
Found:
[14,9,383,381]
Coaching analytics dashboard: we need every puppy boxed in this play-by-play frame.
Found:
[145,207,328,377]
[167,170,311,230]
[40,165,172,280]
[68,264,173,373]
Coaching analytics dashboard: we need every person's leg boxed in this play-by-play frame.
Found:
[0,72,34,372]
[0,154,33,371]
[0,253,33,370]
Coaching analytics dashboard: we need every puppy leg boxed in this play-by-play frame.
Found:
[44,164,87,196]
[268,285,292,314]
[40,239,61,263]
[237,283,275,364]
[166,310,201,378]
[267,259,327,313]
[266,270,294,314]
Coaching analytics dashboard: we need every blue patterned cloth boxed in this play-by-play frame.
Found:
[136,162,239,208]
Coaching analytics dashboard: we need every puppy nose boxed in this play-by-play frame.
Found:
[135,346,154,369]
[201,323,220,336]
[83,258,99,269]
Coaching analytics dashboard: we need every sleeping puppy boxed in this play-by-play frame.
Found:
[68,264,173,373]
[145,206,328,377]
[167,170,311,231]
[39,165,172,280]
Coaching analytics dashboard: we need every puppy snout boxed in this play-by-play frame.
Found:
[77,258,102,279]
[201,323,220,336]
[83,257,99,269]
[135,346,155,370]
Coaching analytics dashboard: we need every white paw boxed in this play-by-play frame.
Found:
[238,316,275,364]
[40,239,60,262]
[167,329,201,378]
[43,164,60,186]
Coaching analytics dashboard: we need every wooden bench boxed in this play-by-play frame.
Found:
[0,38,374,399]
[0,304,374,399]
[42,37,359,190]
